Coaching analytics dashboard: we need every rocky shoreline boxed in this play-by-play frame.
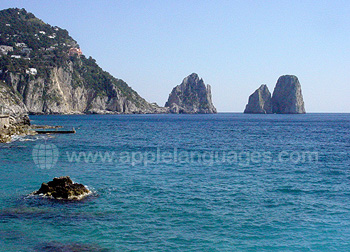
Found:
[0,113,68,143]
[0,114,36,143]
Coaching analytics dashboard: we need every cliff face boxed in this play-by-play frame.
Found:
[244,84,272,114]
[165,73,217,114]
[1,63,159,115]
[3,64,161,114]
[0,80,27,115]
[0,8,159,115]
[272,75,306,114]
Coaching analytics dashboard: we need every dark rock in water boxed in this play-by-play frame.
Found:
[35,241,111,252]
[272,75,306,114]
[165,73,217,114]
[244,84,272,114]
[33,176,91,200]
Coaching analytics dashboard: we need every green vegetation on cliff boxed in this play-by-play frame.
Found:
[0,8,151,113]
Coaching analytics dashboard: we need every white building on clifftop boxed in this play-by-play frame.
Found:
[26,68,37,75]
[0,45,13,55]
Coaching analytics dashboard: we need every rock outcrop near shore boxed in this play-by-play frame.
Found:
[244,75,306,114]
[165,73,217,114]
[33,176,91,200]
[271,75,306,114]
[0,114,33,143]
[244,84,272,114]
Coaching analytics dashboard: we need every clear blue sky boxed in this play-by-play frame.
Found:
[1,0,349,112]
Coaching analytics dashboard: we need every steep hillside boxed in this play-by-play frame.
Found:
[0,8,160,114]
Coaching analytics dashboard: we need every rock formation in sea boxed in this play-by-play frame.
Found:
[244,84,272,114]
[165,73,217,114]
[33,176,91,200]
[0,8,161,115]
[271,75,306,114]
[243,75,306,114]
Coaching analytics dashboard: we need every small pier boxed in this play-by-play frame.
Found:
[34,127,76,134]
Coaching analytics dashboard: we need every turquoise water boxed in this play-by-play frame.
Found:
[0,113,350,251]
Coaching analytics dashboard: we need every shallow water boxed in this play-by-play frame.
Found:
[0,113,349,251]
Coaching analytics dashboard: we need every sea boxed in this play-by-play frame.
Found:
[0,113,349,251]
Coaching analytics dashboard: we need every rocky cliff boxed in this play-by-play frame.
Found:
[0,8,160,115]
[272,75,306,114]
[165,73,217,114]
[2,61,160,114]
[0,80,27,115]
[244,84,272,114]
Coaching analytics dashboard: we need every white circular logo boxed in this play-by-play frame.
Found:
[32,143,59,169]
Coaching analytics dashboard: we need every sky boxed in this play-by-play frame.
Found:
[0,0,349,112]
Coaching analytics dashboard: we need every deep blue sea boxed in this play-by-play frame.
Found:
[1,113,350,251]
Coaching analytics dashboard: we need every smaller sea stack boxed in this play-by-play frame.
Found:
[244,84,272,114]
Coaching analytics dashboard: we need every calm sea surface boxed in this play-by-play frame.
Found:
[0,113,349,251]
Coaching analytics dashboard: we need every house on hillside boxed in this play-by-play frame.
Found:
[15,42,27,48]
[21,47,32,54]
[68,48,82,57]
[0,109,9,128]
[0,115,9,129]
[26,68,37,75]
[0,45,13,55]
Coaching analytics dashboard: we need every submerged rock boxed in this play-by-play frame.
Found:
[33,176,91,200]
[34,241,110,252]
[244,84,272,114]
[165,73,217,114]
[272,75,306,114]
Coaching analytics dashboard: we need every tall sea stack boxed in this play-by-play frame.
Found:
[272,75,306,114]
[244,84,272,114]
[165,73,217,114]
